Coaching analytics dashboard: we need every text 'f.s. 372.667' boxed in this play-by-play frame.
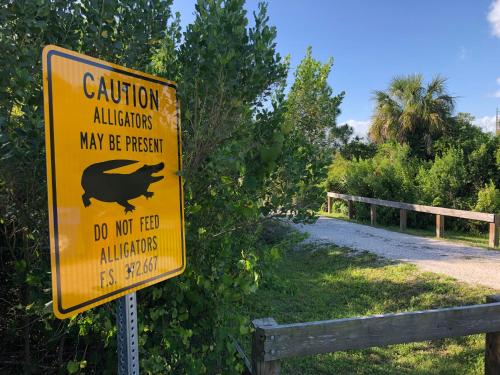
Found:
[42,45,185,319]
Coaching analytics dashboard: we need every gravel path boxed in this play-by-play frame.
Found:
[293,217,500,290]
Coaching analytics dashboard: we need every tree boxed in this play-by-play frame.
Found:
[369,74,455,158]
[179,0,287,178]
[332,124,377,161]
[265,47,344,221]
[475,181,500,214]
[417,148,467,208]
[0,1,179,373]
[0,0,297,371]
[434,113,500,198]
[141,1,289,372]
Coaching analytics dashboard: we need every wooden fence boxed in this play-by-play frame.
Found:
[246,295,500,375]
[327,192,499,248]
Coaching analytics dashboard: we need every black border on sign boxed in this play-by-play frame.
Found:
[46,49,185,315]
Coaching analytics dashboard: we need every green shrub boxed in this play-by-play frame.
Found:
[0,1,346,373]
[417,148,467,208]
[326,143,418,225]
[367,143,417,202]
[0,1,178,373]
[327,104,499,233]
[326,152,350,193]
[267,46,344,222]
[475,182,500,213]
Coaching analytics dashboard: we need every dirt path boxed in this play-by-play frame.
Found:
[293,217,500,290]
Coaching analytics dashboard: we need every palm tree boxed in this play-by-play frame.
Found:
[369,74,455,158]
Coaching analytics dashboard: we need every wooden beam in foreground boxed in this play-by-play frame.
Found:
[486,295,500,375]
[254,302,500,361]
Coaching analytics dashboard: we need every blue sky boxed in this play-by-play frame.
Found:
[172,0,500,136]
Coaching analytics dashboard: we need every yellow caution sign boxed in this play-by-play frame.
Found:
[42,45,185,319]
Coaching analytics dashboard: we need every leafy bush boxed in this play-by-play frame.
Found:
[365,143,417,202]
[475,182,500,213]
[0,1,178,373]
[326,152,350,194]
[320,66,500,237]
[0,1,347,373]
[326,143,418,224]
[267,47,344,222]
[417,148,467,208]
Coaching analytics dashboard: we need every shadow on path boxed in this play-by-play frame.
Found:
[293,217,500,290]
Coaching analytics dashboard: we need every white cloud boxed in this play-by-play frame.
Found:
[489,77,500,97]
[459,46,467,60]
[488,0,500,37]
[344,119,371,139]
[342,117,496,138]
[473,116,497,133]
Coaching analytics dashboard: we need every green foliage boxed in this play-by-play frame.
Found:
[6,1,491,373]
[475,182,500,213]
[496,144,500,169]
[0,1,179,373]
[266,47,344,221]
[339,136,377,161]
[241,241,492,374]
[328,109,499,233]
[2,0,345,373]
[356,77,499,227]
[327,143,418,224]
[369,74,455,159]
[146,3,288,371]
[179,0,286,179]
[434,113,489,156]
[357,143,417,202]
[415,113,499,218]
[435,113,500,195]
[417,148,467,208]
[326,152,350,194]
[284,47,343,147]
[4,1,496,373]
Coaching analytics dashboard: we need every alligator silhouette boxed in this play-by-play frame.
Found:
[81,160,164,213]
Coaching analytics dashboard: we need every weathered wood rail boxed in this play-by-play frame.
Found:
[327,192,499,247]
[248,295,500,374]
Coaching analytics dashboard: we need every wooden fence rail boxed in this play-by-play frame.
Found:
[327,192,499,247]
[249,295,500,375]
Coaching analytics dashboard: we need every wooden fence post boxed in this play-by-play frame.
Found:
[489,215,499,248]
[327,196,331,214]
[370,204,377,226]
[436,214,444,238]
[348,200,354,220]
[400,209,407,232]
[485,295,500,375]
[252,318,281,375]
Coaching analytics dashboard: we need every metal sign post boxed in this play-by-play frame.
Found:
[117,292,139,375]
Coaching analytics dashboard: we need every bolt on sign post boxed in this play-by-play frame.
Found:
[42,45,185,371]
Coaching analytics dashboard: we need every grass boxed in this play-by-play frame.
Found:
[240,232,495,374]
[319,210,494,250]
